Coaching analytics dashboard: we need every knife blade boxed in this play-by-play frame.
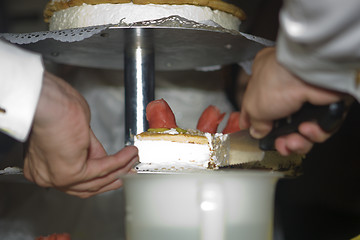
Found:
[228,101,347,165]
[229,129,265,164]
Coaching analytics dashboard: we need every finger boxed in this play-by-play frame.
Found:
[286,133,314,155]
[23,157,52,188]
[275,133,313,156]
[64,178,124,198]
[305,84,342,106]
[274,137,292,156]
[298,122,332,143]
[23,158,35,183]
[80,146,138,181]
[63,154,139,193]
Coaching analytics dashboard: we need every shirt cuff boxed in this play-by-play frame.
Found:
[0,40,44,142]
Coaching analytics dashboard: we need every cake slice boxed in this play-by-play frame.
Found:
[134,99,230,172]
[134,99,303,175]
[134,128,229,172]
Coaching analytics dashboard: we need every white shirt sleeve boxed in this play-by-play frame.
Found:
[276,0,360,101]
[0,40,44,142]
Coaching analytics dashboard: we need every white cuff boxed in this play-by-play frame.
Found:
[0,40,44,142]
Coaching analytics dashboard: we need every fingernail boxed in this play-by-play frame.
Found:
[129,168,138,174]
[250,126,264,139]
[130,158,140,173]
[132,157,140,165]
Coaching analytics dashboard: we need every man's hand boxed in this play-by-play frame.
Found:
[239,47,342,155]
[23,71,139,198]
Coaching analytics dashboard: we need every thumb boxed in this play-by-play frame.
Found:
[88,129,107,159]
[239,109,250,130]
[249,119,273,139]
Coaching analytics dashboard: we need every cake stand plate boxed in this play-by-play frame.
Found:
[16,24,272,71]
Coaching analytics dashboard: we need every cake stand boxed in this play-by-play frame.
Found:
[1,17,273,145]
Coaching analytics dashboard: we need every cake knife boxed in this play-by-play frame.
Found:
[228,101,347,165]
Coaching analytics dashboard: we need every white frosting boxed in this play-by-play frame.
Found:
[49,3,241,31]
[135,140,211,168]
[211,132,230,165]
[134,130,229,172]
[162,128,181,135]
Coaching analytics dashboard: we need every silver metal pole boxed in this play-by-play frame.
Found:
[124,28,155,145]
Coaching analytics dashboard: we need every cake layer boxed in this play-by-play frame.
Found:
[47,2,242,31]
[44,0,246,23]
[135,140,212,167]
[136,131,209,144]
[134,129,230,172]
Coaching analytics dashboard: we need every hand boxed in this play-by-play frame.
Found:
[23,71,139,198]
[239,47,342,155]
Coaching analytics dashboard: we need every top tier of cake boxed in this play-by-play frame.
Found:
[44,0,246,31]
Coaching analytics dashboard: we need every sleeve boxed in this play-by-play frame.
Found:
[276,0,360,101]
[0,40,44,142]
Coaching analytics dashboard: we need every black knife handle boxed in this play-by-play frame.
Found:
[259,101,346,151]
